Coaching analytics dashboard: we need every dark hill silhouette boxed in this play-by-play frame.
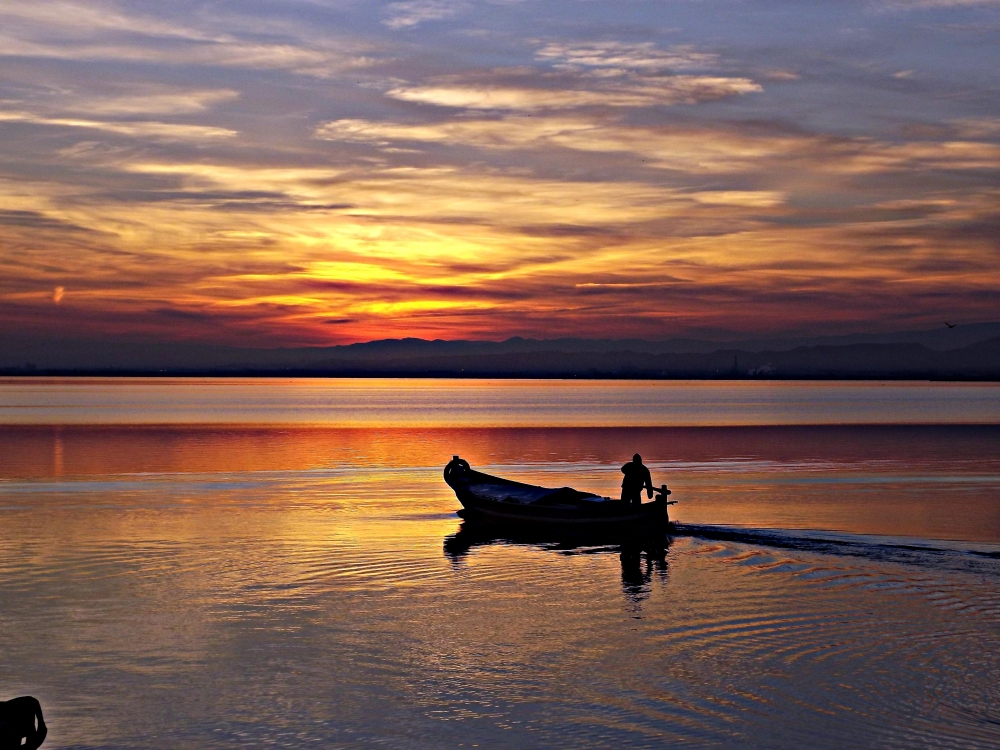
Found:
[290,339,1000,378]
[271,337,1000,379]
[2,328,1000,379]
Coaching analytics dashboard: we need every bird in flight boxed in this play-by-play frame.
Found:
[944,322,957,328]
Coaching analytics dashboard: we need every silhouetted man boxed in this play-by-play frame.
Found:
[0,696,47,750]
[621,453,653,506]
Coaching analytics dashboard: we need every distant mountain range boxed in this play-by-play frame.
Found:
[3,322,1000,379]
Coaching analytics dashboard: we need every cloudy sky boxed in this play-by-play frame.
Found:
[1,0,998,346]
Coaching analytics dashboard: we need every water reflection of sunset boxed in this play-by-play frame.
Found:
[4,424,999,542]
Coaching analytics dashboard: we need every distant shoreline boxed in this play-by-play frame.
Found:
[3,370,999,381]
[4,325,1000,381]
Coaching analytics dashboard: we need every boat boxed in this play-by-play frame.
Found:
[443,455,676,528]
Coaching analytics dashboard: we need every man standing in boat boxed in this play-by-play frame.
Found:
[621,454,654,506]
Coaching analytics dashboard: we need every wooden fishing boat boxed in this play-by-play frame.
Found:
[443,455,675,527]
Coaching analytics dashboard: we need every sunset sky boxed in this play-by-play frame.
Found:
[1,0,998,347]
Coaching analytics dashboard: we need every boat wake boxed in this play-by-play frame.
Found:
[673,523,1000,574]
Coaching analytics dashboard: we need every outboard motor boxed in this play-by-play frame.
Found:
[652,484,677,523]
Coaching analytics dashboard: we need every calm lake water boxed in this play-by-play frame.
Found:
[1,378,999,748]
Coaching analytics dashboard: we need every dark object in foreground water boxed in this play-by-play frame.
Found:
[444,455,675,527]
[0,696,47,750]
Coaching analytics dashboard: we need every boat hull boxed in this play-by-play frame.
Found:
[455,494,670,527]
